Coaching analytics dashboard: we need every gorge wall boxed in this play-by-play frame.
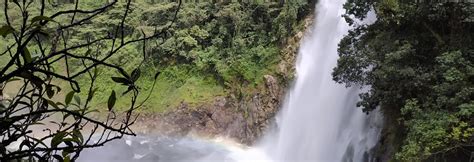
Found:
[133,14,314,145]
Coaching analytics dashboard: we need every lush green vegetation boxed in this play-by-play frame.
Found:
[334,1,473,161]
[1,1,310,113]
[87,1,310,112]
[0,1,311,160]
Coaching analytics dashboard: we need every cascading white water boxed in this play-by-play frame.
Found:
[258,0,382,161]
[78,1,382,161]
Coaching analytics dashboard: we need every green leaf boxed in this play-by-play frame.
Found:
[70,82,80,92]
[93,68,99,77]
[119,70,130,79]
[131,68,141,82]
[62,138,80,145]
[0,25,14,37]
[51,131,67,148]
[72,129,83,144]
[64,140,74,148]
[65,91,75,105]
[62,148,72,160]
[107,90,116,111]
[46,99,59,109]
[64,155,70,162]
[74,95,81,105]
[31,16,55,23]
[111,77,130,85]
[46,85,54,98]
[18,72,44,88]
[23,47,32,63]
[54,85,62,93]
[56,102,65,107]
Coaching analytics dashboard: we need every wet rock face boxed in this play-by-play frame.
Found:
[134,74,284,145]
[189,76,279,143]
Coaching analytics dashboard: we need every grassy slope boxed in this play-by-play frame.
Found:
[0,1,310,114]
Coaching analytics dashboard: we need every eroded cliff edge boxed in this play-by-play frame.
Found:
[133,13,315,145]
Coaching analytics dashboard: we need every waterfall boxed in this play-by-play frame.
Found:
[78,1,382,161]
[258,0,382,161]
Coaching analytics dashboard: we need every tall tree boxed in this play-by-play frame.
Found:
[334,1,473,161]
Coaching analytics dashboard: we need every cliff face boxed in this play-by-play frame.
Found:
[151,74,283,144]
[133,73,283,144]
[371,106,404,162]
[133,14,314,144]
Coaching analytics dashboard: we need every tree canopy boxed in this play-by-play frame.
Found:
[334,0,473,161]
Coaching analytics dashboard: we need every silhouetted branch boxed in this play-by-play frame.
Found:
[0,0,182,161]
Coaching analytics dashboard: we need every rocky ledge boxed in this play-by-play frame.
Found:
[134,74,282,145]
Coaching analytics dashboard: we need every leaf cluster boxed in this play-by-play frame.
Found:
[334,1,473,161]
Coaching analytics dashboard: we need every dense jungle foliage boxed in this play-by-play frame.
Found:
[333,0,473,161]
[0,1,311,160]
[0,0,311,113]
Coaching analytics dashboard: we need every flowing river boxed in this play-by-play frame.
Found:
[79,0,382,161]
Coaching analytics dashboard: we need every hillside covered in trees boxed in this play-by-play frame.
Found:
[0,0,472,161]
[0,0,310,112]
[334,1,473,161]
